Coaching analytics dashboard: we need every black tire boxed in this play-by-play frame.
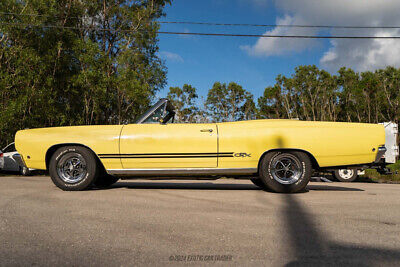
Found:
[49,146,99,191]
[93,174,119,188]
[333,169,358,182]
[259,151,312,193]
[250,178,266,188]
[20,166,31,176]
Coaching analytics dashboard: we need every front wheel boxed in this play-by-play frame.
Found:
[259,151,312,193]
[49,146,99,191]
[333,169,358,182]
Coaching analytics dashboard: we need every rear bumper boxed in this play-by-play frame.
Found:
[374,146,387,163]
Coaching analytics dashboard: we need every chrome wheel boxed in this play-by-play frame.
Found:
[270,154,303,185]
[56,153,87,184]
[338,169,355,180]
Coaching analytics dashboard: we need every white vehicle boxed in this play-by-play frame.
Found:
[333,122,399,182]
[1,142,31,175]
[0,149,4,169]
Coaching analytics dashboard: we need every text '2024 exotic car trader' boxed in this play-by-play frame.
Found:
[15,99,396,193]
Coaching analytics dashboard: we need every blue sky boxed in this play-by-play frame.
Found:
[157,0,400,102]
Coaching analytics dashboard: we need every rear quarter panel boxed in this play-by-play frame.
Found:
[15,125,123,170]
[217,120,385,168]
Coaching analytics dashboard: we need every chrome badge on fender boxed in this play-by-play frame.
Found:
[234,153,251,158]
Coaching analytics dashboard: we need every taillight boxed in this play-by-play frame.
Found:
[0,153,3,157]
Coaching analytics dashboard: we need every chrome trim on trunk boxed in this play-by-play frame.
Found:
[107,168,258,176]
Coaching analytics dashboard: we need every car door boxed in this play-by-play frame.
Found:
[120,123,218,169]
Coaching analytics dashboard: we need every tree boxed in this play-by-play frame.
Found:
[290,65,337,121]
[258,66,338,121]
[205,82,256,122]
[336,67,362,122]
[167,84,199,123]
[242,92,257,120]
[0,0,171,148]
[359,71,380,123]
[375,67,400,124]
[258,83,287,119]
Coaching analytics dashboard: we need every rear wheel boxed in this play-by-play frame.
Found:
[49,146,99,191]
[333,169,358,182]
[259,151,312,193]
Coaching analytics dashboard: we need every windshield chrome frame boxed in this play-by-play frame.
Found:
[135,99,175,124]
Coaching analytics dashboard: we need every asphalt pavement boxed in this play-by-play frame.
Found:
[1,175,400,266]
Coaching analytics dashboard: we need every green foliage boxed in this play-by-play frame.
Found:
[258,65,400,125]
[167,84,199,123]
[0,0,170,148]
[258,84,285,119]
[363,160,400,183]
[205,82,256,122]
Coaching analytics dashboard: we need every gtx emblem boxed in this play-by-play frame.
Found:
[234,153,251,158]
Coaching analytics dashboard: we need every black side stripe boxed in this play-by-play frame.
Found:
[98,152,234,159]
[98,152,233,156]
[100,155,234,159]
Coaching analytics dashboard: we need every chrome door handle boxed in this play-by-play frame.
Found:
[200,129,213,132]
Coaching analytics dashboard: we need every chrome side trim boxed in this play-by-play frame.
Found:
[107,168,258,176]
[374,146,387,163]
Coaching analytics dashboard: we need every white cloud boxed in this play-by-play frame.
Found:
[241,15,318,57]
[321,30,400,71]
[159,51,184,63]
[243,0,400,71]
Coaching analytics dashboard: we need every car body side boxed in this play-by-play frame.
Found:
[15,119,385,173]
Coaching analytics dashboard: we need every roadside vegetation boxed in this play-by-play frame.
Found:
[166,66,400,125]
[0,0,171,148]
[361,161,400,183]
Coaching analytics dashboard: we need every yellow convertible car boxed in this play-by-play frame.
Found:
[15,99,392,193]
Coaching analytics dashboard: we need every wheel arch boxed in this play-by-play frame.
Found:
[45,143,106,173]
[257,148,320,173]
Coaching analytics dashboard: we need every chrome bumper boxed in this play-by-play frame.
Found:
[374,146,387,163]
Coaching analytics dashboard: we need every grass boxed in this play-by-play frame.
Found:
[361,160,400,183]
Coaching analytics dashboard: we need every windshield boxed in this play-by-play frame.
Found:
[143,103,167,124]
[136,99,175,124]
